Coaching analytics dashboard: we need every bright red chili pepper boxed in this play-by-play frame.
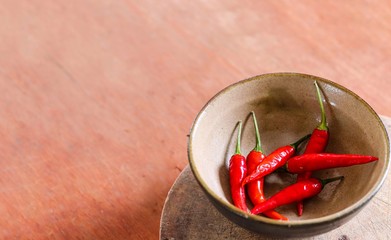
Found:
[242,134,311,187]
[296,81,329,216]
[246,112,287,220]
[251,176,344,216]
[285,153,378,173]
[229,121,248,211]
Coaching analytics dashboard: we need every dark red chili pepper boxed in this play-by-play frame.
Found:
[251,176,344,216]
[285,153,378,173]
[242,134,311,187]
[296,81,329,216]
[229,121,248,211]
[246,112,287,220]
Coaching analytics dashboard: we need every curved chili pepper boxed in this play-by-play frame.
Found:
[246,112,287,220]
[251,176,344,216]
[229,121,248,211]
[296,81,329,216]
[285,153,378,173]
[242,134,311,187]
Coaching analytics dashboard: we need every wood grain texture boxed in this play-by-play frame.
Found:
[160,117,391,240]
[0,1,390,239]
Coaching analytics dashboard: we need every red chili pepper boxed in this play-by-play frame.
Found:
[251,176,344,216]
[246,112,287,220]
[296,81,329,216]
[229,121,248,211]
[242,134,311,187]
[285,153,378,173]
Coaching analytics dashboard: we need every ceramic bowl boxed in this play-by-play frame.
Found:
[188,73,390,238]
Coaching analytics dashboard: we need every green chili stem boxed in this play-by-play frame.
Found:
[290,134,311,150]
[320,176,344,187]
[251,111,263,152]
[314,81,328,131]
[235,121,242,155]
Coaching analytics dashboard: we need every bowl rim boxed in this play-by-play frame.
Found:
[188,72,390,227]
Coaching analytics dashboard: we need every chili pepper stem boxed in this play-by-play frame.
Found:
[279,165,289,172]
[320,176,344,188]
[314,81,327,131]
[251,111,263,152]
[290,134,311,150]
[235,121,242,155]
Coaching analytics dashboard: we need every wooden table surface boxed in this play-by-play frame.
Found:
[0,1,390,239]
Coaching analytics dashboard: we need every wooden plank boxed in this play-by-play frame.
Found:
[160,116,391,239]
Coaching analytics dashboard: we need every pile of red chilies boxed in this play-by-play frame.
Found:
[228,81,378,220]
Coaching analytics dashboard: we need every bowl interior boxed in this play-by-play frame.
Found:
[189,73,389,223]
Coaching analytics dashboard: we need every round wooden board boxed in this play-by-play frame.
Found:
[160,116,391,240]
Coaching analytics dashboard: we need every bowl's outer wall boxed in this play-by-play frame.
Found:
[203,188,364,238]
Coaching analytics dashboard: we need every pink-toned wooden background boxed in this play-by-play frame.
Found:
[0,1,390,239]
